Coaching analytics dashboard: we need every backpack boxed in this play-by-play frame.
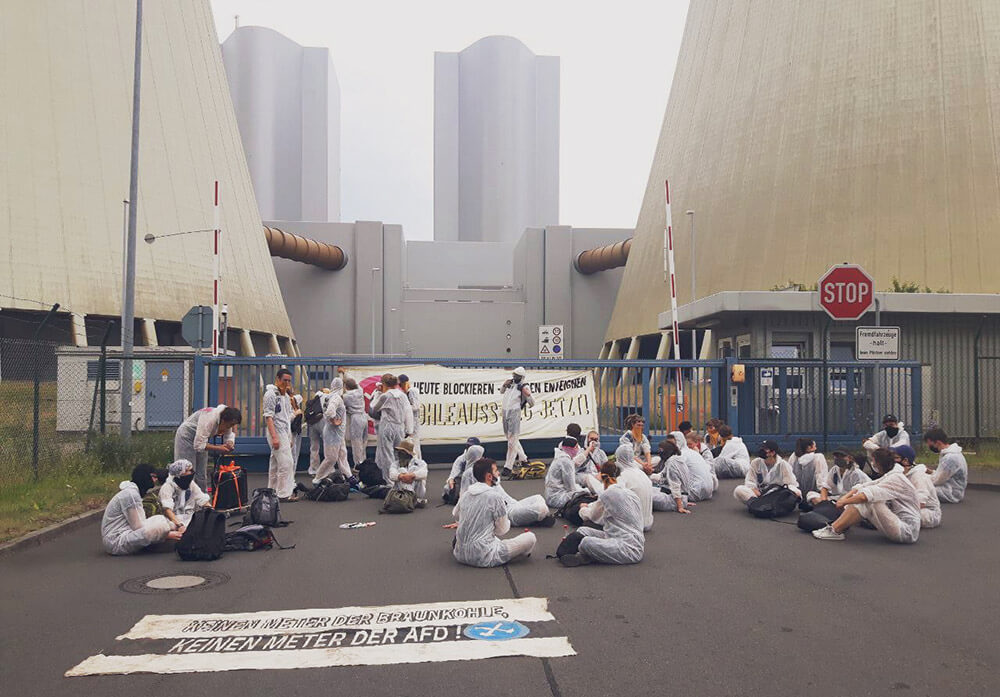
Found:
[224,524,294,552]
[558,491,598,526]
[176,508,226,561]
[381,488,417,514]
[358,459,386,487]
[304,393,325,425]
[307,475,350,502]
[442,480,461,506]
[290,413,303,435]
[362,484,391,499]
[797,500,840,531]
[245,488,288,527]
[747,485,799,519]
[212,462,247,510]
[510,461,547,480]
[555,530,585,558]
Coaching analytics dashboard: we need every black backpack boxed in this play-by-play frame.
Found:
[361,484,391,499]
[555,530,585,558]
[358,458,385,487]
[747,485,799,518]
[304,394,325,426]
[245,488,288,527]
[558,492,598,527]
[211,463,247,511]
[442,479,461,506]
[224,524,294,552]
[307,475,350,502]
[176,508,226,561]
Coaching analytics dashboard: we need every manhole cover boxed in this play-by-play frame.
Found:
[120,571,230,595]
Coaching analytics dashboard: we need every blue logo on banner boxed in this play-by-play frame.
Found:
[464,621,530,641]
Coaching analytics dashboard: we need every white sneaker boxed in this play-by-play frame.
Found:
[812,525,845,541]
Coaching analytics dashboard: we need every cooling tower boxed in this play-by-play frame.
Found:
[0,0,293,348]
[606,0,1000,342]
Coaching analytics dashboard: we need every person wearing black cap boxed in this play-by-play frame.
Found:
[397,374,422,460]
[863,414,910,453]
[733,440,800,504]
[443,437,482,500]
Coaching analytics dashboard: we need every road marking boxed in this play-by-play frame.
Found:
[464,621,530,641]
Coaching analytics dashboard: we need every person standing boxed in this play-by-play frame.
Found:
[173,405,241,491]
[398,374,422,460]
[501,367,534,474]
[306,387,331,476]
[288,391,305,492]
[314,378,358,487]
[264,368,299,501]
[369,374,414,482]
[341,376,369,467]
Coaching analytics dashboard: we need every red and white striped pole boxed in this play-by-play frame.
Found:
[664,180,684,411]
[212,180,221,357]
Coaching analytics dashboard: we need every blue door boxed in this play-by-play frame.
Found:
[146,361,185,428]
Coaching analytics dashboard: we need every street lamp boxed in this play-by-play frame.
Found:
[370,268,381,356]
[685,210,696,361]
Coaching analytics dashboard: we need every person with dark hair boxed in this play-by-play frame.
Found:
[923,428,967,503]
[101,464,180,556]
[451,458,536,567]
[704,418,724,448]
[863,414,910,453]
[264,368,298,501]
[369,373,414,482]
[444,437,482,500]
[813,447,921,543]
[788,438,828,504]
[544,437,586,509]
[566,423,583,444]
[814,450,870,503]
[158,459,211,528]
[173,404,241,490]
[339,373,369,467]
[501,367,534,473]
[893,444,941,528]
[678,421,693,436]
[620,415,655,472]
[710,425,750,478]
[141,466,170,517]
[649,440,694,514]
[561,460,645,567]
[397,374,422,460]
[733,440,800,504]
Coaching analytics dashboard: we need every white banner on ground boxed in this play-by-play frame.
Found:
[344,365,598,445]
[66,598,575,677]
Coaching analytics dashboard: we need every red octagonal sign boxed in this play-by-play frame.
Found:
[818,264,874,320]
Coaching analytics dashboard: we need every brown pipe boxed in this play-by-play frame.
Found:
[264,226,348,270]
[574,238,632,274]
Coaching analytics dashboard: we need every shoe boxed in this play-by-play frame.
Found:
[501,467,514,480]
[282,494,301,503]
[415,499,427,509]
[559,553,591,567]
[535,515,557,528]
[307,468,316,476]
[812,525,845,541]
[311,478,323,486]
[350,486,362,494]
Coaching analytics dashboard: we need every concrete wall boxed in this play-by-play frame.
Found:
[434,36,559,244]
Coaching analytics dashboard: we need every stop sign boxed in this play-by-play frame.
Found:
[818,264,874,320]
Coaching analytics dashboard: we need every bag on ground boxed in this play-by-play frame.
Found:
[362,484,391,499]
[509,461,547,480]
[223,524,294,551]
[245,487,288,527]
[212,462,247,510]
[304,394,325,425]
[381,488,417,514]
[442,479,461,506]
[558,491,598,526]
[176,508,226,561]
[307,476,350,502]
[555,530,585,558]
[747,485,799,519]
[358,458,386,487]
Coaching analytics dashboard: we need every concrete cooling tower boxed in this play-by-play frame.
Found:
[0,0,293,352]
[606,0,1000,344]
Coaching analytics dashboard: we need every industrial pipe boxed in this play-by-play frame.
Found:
[574,238,632,274]
[263,226,348,271]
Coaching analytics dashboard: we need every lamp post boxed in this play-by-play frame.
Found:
[685,210,696,361]
[370,268,381,356]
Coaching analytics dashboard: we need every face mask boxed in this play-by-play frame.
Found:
[175,473,194,490]
[833,457,849,469]
[513,375,522,383]
[885,426,899,437]
[757,449,769,459]
[928,444,940,454]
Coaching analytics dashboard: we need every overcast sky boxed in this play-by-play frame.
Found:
[210,0,689,240]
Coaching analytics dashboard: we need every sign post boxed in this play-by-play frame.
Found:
[182,305,215,355]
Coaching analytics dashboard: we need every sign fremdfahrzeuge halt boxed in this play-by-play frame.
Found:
[856,326,901,360]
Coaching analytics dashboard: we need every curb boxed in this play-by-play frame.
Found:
[968,482,1000,493]
[0,508,103,560]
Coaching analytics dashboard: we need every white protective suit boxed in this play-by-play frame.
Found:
[733,456,801,503]
[712,437,751,479]
[544,447,584,509]
[620,430,656,470]
[158,475,210,526]
[496,482,550,526]
[905,464,942,528]
[369,388,414,482]
[577,484,645,565]
[101,482,173,556]
[405,386,422,459]
[789,452,828,503]
[263,384,295,498]
[315,382,351,482]
[501,378,534,470]
[574,445,608,487]
[290,394,305,480]
[453,482,536,568]
[932,443,968,503]
[608,444,655,530]
[342,386,369,466]
[815,463,870,502]
[457,445,487,496]
[849,470,921,544]
[306,391,331,475]
[389,455,428,501]
[173,405,236,491]
[680,441,718,501]
[863,426,911,453]
[444,445,479,498]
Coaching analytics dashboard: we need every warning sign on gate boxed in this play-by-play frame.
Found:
[539,325,564,360]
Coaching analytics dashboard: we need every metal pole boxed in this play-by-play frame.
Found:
[120,0,143,443]
[687,210,696,361]
[212,180,221,357]
[974,315,986,440]
[221,304,229,355]
[370,267,380,356]
[663,181,684,410]
[822,318,830,452]
[86,320,115,452]
[872,296,881,433]
[31,304,60,481]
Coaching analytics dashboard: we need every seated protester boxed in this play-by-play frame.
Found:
[443,437,481,500]
[788,438,828,504]
[159,459,210,528]
[101,464,181,556]
[620,414,657,473]
[566,422,583,445]
[683,431,718,501]
[574,430,608,487]
[893,444,941,529]
[677,420,693,437]
[733,440,801,504]
[141,466,170,518]
[863,414,911,453]
[606,443,654,531]
[452,458,536,568]
[704,418,725,450]
[711,425,751,478]
[689,431,713,461]
[544,437,586,509]
[812,451,870,503]
[495,480,555,527]
[389,439,428,508]
[458,445,488,493]
[648,440,694,514]
[812,447,921,544]
[923,428,968,503]
[562,461,645,567]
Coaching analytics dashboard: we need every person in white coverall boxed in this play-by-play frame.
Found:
[681,431,718,501]
[922,428,968,503]
[315,378,358,486]
[501,367,534,472]
[620,414,657,472]
[398,374,422,460]
[561,461,645,567]
[574,431,608,487]
[450,459,536,568]
[369,374,414,483]
[544,438,586,509]
[389,439,428,507]
[812,451,921,543]
[733,440,801,504]
[863,414,910,453]
[444,437,482,499]
[287,392,305,492]
[173,405,241,491]
[101,464,180,555]
[892,444,941,529]
[812,451,870,503]
[306,388,330,476]
[341,376,369,467]
[264,369,298,501]
[648,440,694,513]
[159,459,211,528]
[710,425,751,479]
[788,438,828,504]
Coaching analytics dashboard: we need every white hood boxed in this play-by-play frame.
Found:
[943,442,963,455]
[464,482,493,497]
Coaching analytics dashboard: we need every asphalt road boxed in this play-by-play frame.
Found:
[2,471,997,697]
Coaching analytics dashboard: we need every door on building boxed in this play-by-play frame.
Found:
[146,362,185,428]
